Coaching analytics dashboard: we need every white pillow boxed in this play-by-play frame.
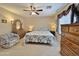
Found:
[33,26,49,31]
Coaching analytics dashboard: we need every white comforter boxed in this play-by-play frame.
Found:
[24,31,56,45]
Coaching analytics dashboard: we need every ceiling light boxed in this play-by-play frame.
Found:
[31,12,36,15]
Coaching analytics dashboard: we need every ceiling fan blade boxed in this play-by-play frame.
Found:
[23,3,42,15]
[24,9,31,11]
[35,12,39,15]
[36,9,43,11]
[30,5,33,11]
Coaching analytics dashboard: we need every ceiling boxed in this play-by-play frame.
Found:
[0,3,68,17]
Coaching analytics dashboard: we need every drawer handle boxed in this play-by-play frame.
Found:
[62,33,65,37]
[75,30,79,32]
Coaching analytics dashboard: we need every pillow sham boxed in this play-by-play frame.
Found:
[33,26,49,31]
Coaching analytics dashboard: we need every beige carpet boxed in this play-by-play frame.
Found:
[0,37,61,56]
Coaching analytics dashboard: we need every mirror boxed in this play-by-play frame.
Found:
[12,19,26,39]
[12,19,22,33]
[16,21,21,30]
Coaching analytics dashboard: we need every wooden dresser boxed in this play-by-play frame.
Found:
[60,23,79,56]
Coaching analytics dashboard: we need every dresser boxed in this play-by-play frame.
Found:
[60,23,79,56]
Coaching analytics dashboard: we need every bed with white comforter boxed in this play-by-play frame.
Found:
[24,31,56,45]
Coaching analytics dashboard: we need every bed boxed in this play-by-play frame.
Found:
[23,31,56,46]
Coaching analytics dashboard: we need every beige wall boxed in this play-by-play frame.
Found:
[0,7,22,35]
[0,7,57,35]
[22,16,56,31]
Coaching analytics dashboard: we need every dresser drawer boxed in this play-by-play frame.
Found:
[69,26,79,35]
[61,42,77,56]
[65,33,79,45]
[69,44,79,55]
[66,39,79,55]
[61,26,69,32]
[61,37,79,55]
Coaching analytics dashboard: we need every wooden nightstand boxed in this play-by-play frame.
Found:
[17,29,26,39]
[27,31,32,33]
[50,31,55,36]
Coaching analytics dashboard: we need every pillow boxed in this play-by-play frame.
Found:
[33,26,49,31]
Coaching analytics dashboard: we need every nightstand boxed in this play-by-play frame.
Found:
[26,31,32,33]
[50,31,55,36]
[17,29,26,39]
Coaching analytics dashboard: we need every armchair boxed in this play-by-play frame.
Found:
[0,33,19,48]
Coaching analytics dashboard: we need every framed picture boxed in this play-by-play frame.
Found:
[1,19,7,23]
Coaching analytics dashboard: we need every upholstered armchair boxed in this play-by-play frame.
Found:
[0,33,19,48]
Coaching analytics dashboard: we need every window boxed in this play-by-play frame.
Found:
[58,11,71,34]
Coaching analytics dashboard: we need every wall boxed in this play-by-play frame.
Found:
[0,7,56,35]
[0,7,22,35]
[22,16,56,31]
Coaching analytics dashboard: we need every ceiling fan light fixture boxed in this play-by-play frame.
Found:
[23,4,43,15]
[31,12,36,15]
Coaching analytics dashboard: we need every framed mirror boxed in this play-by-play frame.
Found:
[16,21,21,30]
[12,19,26,39]
[12,19,22,33]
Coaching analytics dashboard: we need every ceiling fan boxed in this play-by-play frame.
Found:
[23,4,43,15]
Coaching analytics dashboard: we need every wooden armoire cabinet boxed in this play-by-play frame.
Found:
[60,23,79,56]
